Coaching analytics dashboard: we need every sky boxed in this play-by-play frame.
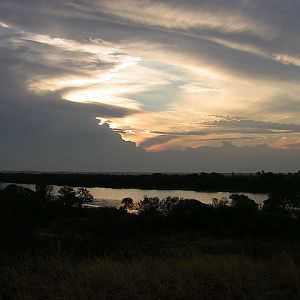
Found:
[1,0,300,172]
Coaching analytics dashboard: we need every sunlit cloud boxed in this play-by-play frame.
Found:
[2,1,300,156]
[90,0,277,39]
[0,21,9,28]
[181,83,220,94]
[274,54,300,68]
[267,135,300,150]
[64,89,141,110]
[16,30,186,111]
[13,33,163,110]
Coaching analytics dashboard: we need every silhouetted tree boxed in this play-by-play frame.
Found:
[120,197,134,212]
[212,197,229,208]
[169,199,213,227]
[160,196,180,216]
[2,184,35,199]
[35,184,54,201]
[263,191,300,214]
[58,186,77,208]
[137,196,161,216]
[76,188,94,208]
[229,194,258,213]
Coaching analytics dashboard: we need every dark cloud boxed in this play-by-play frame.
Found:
[145,142,300,173]
[2,0,300,83]
[0,26,141,171]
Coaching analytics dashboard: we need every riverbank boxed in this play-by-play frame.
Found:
[1,171,300,193]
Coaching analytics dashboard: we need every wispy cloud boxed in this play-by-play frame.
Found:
[88,0,277,39]
[1,1,300,171]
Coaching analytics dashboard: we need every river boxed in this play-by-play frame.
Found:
[1,183,268,207]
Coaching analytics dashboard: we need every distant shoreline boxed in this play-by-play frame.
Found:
[0,171,259,176]
[1,172,299,193]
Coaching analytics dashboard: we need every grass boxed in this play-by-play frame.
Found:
[2,186,300,299]
[1,241,300,300]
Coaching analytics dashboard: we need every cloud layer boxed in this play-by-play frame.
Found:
[1,0,300,171]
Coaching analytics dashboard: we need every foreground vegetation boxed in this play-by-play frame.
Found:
[1,184,300,299]
[2,250,300,300]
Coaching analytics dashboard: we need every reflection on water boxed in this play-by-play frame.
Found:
[1,183,268,207]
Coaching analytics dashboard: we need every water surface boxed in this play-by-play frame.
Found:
[1,183,267,207]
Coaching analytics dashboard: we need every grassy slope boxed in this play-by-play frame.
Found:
[1,237,300,300]
[2,254,300,300]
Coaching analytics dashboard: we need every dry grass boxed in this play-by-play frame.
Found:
[1,252,300,300]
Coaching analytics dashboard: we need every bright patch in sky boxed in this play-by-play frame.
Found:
[1,0,300,154]
[20,27,300,150]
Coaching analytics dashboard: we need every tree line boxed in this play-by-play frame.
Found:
[1,183,300,258]
[1,171,300,192]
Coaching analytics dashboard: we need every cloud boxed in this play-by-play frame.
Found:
[205,117,300,133]
[1,0,300,171]
[86,0,276,39]
[139,135,176,149]
[0,23,178,112]
[4,140,300,173]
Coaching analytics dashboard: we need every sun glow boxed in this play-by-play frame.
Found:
[11,23,300,152]
[0,21,9,28]
[65,88,141,109]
